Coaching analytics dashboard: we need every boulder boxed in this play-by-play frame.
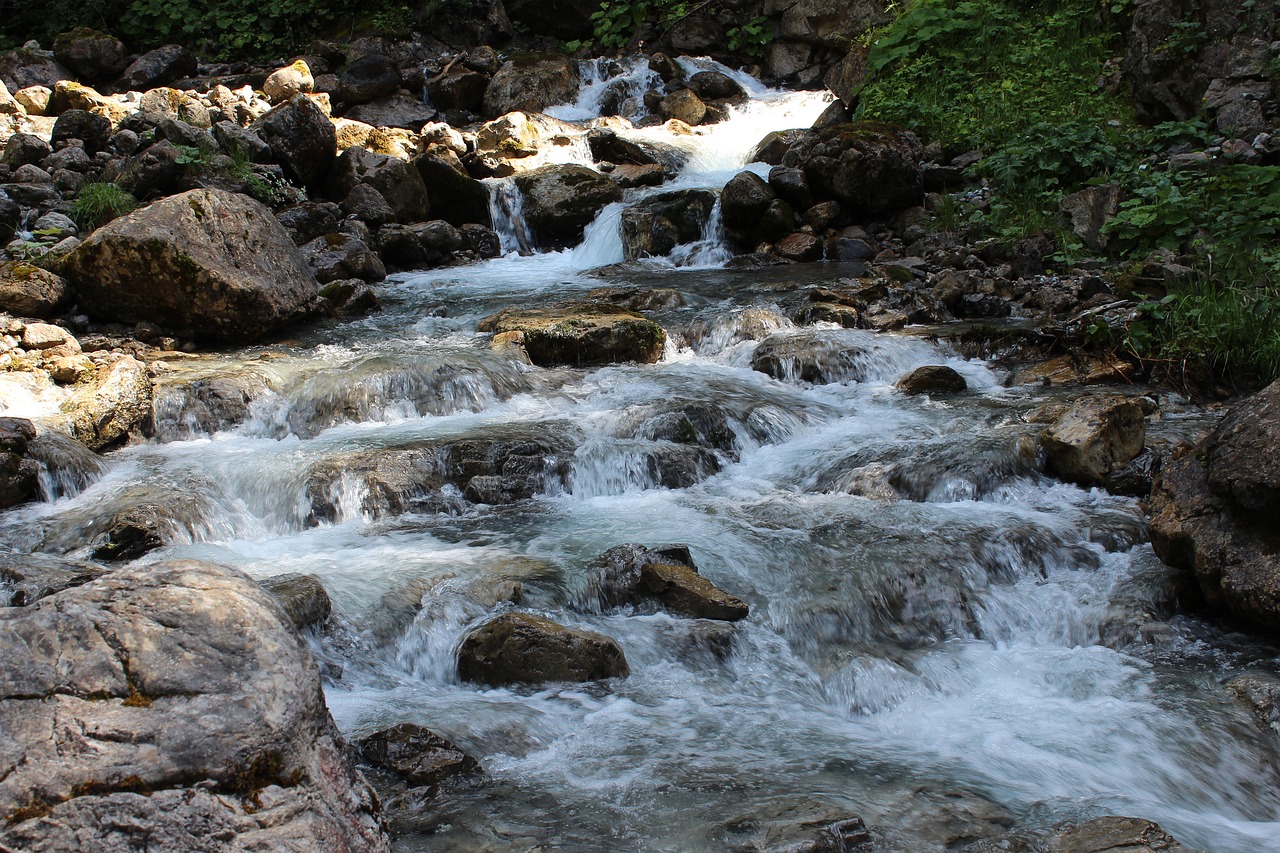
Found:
[0,79,21,116]
[50,109,111,153]
[340,183,396,226]
[777,0,890,48]
[0,559,389,851]
[413,148,491,227]
[0,551,105,606]
[115,44,197,91]
[478,302,666,367]
[483,55,579,118]
[278,200,342,245]
[2,132,51,168]
[897,365,967,395]
[774,232,822,262]
[339,54,401,106]
[1041,396,1147,486]
[0,45,72,92]
[782,122,923,218]
[57,356,152,451]
[513,164,622,249]
[660,89,707,126]
[52,28,129,82]
[722,170,792,249]
[260,573,331,631]
[357,723,480,787]
[263,59,314,103]
[1226,672,1280,735]
[376,220,465,268]
[326,145,429,223]
[14,85,51,116]
[252,94,337,191]
[89,504,167,561]
[1061,184,1122,252]
[342,91,436,131]
[140,87,210,127]
[751,332,868,385]
[456,612,629,686]
[595,543,749,621]
[0,418,39,510]
[1149,379,1280,629]
[426,67,490,113]
[301,233,386,284]
[61,189,322,344]
[0,261,71,318]
[621,188,716,259]
[1046,816,1201,853]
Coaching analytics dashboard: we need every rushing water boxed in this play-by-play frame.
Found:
[3,59,1279,852]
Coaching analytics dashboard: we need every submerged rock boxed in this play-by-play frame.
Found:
[1149,379,1280,629]
[620,188,716,259]
[358,723,480,787]
[260,573,332,631]
[478,302,666,367]
[456,612,629,686]
[0,417,39,509]
[1041,396,1147,486]
[0,551,105,606]
[0,559,389,851]
[595,543,749,621]
[751,331,868,385]
[61,189,323,344]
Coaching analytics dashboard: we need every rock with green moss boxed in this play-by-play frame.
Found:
[60,188,324,344]
[52,28,128,82]
[478,301,666,367]
[482,54,579,118]
[0,261,70,318]
[513,164,623,249]
[0,559,390,851]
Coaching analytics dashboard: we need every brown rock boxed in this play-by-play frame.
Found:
[897,365,967,395]
[478,302,666,367]
[456,612,629,686]
[1041,396,1147,485]
[358,723,480,787]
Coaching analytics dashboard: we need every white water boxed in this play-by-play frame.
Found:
[2,58,1277,853]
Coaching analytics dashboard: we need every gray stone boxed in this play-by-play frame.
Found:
[457,612,629,686]
[57,356,152,451]
[1041,396,1147,486]
[513,164,622,249]
[260,573,332,631]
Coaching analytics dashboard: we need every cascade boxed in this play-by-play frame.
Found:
[0,57,1276,853]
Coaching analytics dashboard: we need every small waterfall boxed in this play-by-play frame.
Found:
[547,56,662,123]
[568,201,626,269]
[487,178,533,255]
[665,197,732,269]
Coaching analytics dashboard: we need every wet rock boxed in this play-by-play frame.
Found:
[621,188,716,259]
[478,302,666,367]
[1105,448,1165,498]
[0,551,106,606]
[897,365,967,395]
[339,53,401,106]
[457,612,629,686]
[260,573,331,631]
[687,70,747,102]
[1007,354,1133,387]
[660,88,707,126]
[115,44,197,91]
[376,220,465,267]
[763,817,870,853]
[721,170,776,244]
[594,543,748,621]
[326,145,430,224]
[341,183,396,226]
[57,356,152,451]
[774,232,822,262]
[301,233,386,284]
[90,504,166,561]
[0,559,390,851]
[1041,396,1147,486]
[1046,816,1201,852]
[251,93,337,191]
[0,261,71,318]
[483,55,579,118]
[0,418,39,509]
[1149,379,1280,629]
[358,723,481,787]
[263,59,314,103]
[152,369,275,440]
[319,278,380,316]
[513,164,623,249]
[413,148,491,227]
[61,189,323,344]
[782,122,923,218]
[751,332,867,385]
[1226,672,1280,736]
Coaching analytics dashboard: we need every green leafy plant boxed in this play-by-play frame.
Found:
[727,16,772,57]
[70,181,137,231]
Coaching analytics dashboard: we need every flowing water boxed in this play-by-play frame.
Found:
[2,60,1279,852]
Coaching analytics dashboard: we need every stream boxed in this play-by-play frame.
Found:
[3,58,1279,852]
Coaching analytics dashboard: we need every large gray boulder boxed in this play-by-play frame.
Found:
[621,189,716,260]
[60,189,323,344]
[1150,379,1280,629]
[483,55,579,118]
[777,122,923,219]
[252,94,337,192]
[52,27,129,82]
[325,145,429,223]
[513,164,622,249]
[0,559,390,852]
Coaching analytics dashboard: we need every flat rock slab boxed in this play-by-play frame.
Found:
[478,302,666,367]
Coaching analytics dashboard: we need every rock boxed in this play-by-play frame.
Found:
[0,418,39,509]
[58,356,152,451]
[32,211,76,240]
[478,302,666,366]
[319,278,380,316]
[1061,184,1121,252]
[0,45,72,92]
[140,87,210,127]
[721,169,779,248]
[456,612,629,686]
[326,145,429,224]
[0,261,71,317]
[621,188,716,259]
[513,164,622,249]
[0,79,22,116]
[264,59,315,103]
[21,321,77,351]
[342,91,436,131]
[260,573,331,631]
[783,122,923,218]
[358,723,480,787]
[483,55,579,118]
[90,504,168,561]
[0,551,105,606]
[1149,379,1280,628]
[660,88,707,125]
[751,332,867,385]
[595,543,749,621]
[50,108,111,152]
[897,365,967,395]
[14,85,50,116]
[339,53,400,105]
[376,220,465,267]
[413,149,491,227]
[1046,816,1201,852]
[426,67,490,113]
[119,138,182,198]
[152,370,276,440]
[61,189,322,344]
[52,28,129,82]
[2,132,50,168]
[252,94,337,191]
[0,560,390,851]
[774,232,822,262]
[686,70,746,101]
[1041,396,1147,486]
[278,200,342,245]
[1226,672,1280,735]
[115,44,198,91]
[301,233,386,284]
[340,183,396,226]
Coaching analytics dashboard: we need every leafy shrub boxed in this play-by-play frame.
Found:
[71,181,137,231]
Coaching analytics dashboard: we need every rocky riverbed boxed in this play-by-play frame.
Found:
[1,11,1278,853]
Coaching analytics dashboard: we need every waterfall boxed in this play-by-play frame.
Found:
[486,177,533,255]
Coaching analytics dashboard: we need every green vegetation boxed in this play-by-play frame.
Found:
[861,0,1280,386]
[70,181,137,231]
